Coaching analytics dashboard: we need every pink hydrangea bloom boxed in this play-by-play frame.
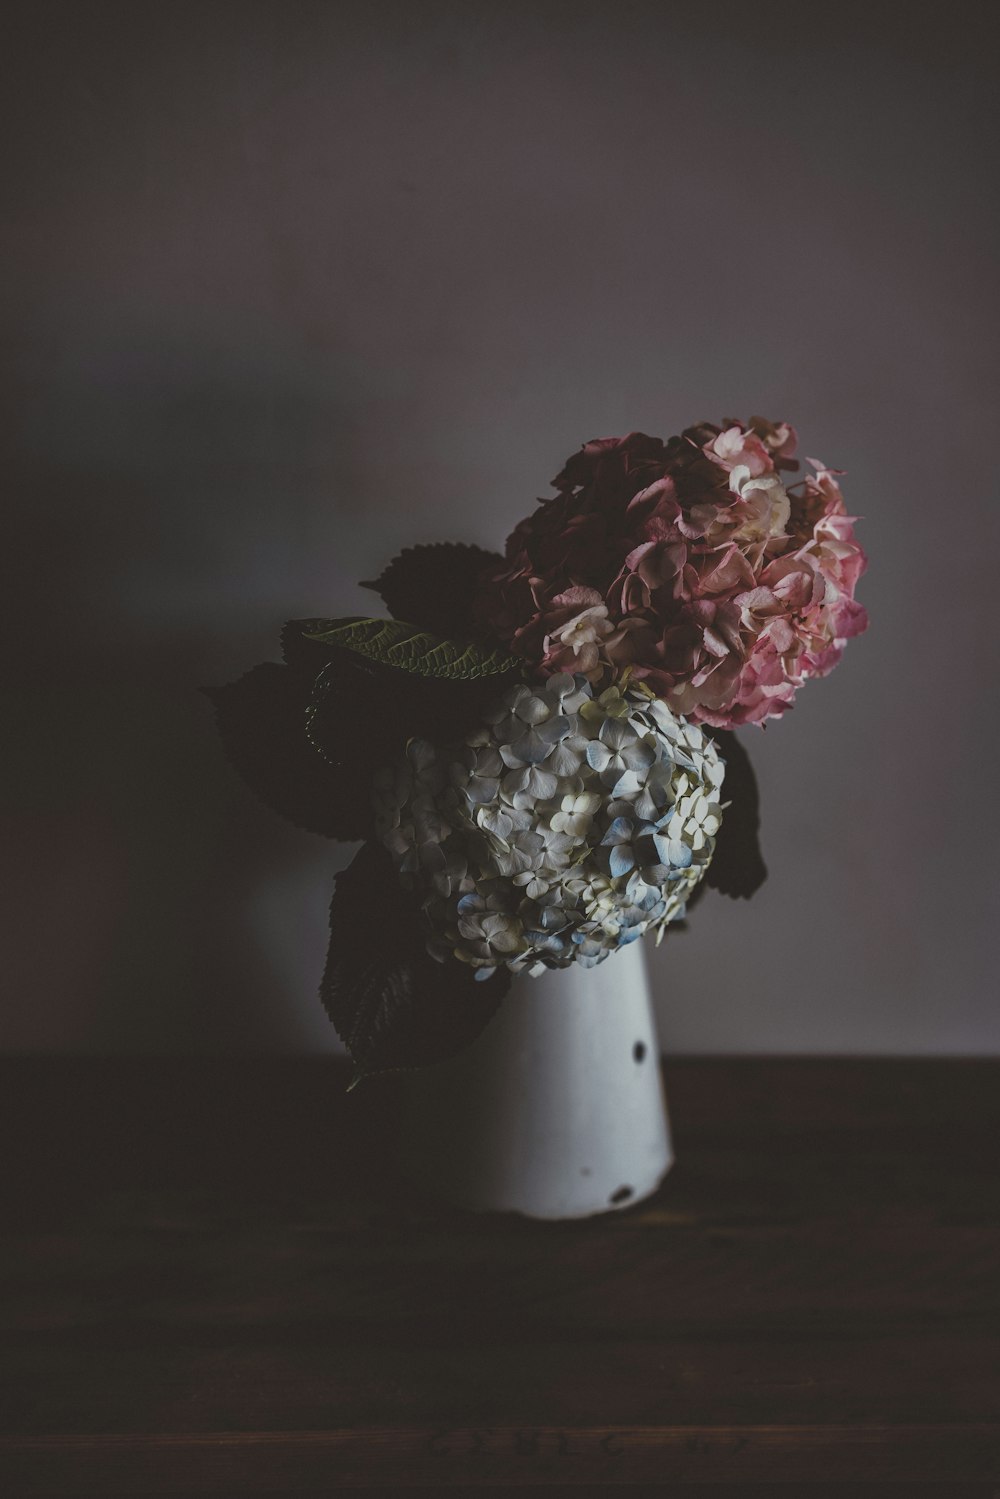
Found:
[477,419,868,728]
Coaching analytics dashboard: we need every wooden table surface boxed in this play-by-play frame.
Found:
[1,1058,998,1496]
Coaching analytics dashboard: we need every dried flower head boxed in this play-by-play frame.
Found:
[374,674,725,978]
[478,419,867,728]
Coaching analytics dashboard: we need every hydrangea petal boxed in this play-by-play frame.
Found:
[376,676,724,976]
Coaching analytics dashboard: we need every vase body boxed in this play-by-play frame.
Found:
[398,939,672,1219]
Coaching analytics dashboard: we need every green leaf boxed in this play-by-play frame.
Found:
[362,542,503,638]
[205,664,373,840]
[211,618,522,846]
[322,841,510,1078]
[301,617,521,682]
[704,728,767,898]
[302,648,519,777]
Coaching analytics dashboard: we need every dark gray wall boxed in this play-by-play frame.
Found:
[3,1,997,1053]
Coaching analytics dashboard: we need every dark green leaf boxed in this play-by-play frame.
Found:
[205,664,373,840]
[322,840,509,1079]
[705,728,767,898]
[306,651,517,771]
[363,542,503,637]
[279,617,345,673]
[302,616,521,682]
[208,631,514,845]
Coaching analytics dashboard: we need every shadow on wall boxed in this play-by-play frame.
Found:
[3,355,367,1052]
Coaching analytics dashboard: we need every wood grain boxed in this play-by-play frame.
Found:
[1,1059,998,1491]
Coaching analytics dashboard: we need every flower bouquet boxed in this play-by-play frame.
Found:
[212,416,866,1174]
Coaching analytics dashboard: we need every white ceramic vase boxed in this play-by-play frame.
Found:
[399,939,672,1219]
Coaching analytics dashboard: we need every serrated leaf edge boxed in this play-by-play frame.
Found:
[302,616,521,682]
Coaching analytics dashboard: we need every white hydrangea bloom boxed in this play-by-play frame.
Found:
[373,675,726,979]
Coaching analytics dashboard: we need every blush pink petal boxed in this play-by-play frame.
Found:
[551,585,604,610]
[476,417,867,729]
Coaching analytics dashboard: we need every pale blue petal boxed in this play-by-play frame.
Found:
[600,718,632,751]
[535,714,571,746]
[622,740,656,772]
[586,740,613,772]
